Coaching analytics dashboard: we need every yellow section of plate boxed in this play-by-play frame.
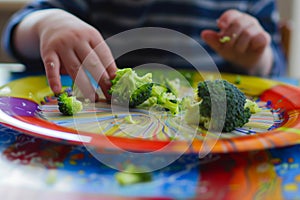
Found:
[192,71,282,96]
[0,76,52,103]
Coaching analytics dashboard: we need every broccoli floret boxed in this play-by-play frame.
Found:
[109,68,152,105]
[150,84,179,115]
[137,84,179,115]
[197,79,251,132]
[129,83,154,107]
[57,92,83,116]
[157,92,179,115]
[151,84,168,97]
[137,96,158,108]
[109,68,179,115]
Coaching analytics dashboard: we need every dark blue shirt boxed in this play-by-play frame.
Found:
[2,0,286,77]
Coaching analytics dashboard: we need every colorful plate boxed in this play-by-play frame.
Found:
[1,71,300,154]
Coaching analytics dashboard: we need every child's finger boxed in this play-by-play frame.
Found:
[73,67,99,102]
[250,32,270,52]
[217,9,243,30]
[77,44,112,99]
[201,30,222,51]
[90,35,118,80]
[43,52,62,94]
[60,48,99,102]
[92,40,118,98]
[220,15,253,45]
[233,23,261,53]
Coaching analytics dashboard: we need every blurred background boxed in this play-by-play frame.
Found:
[0,0,298,77]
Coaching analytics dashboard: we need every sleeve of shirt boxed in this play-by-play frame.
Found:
[249,0,287,77]
[1,0,89,71]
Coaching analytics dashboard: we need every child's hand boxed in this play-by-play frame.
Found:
[201,9,273,76]
[35,9,117,100]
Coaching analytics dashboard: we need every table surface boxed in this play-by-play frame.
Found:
[0,66,300,200]
[2,122,300,200]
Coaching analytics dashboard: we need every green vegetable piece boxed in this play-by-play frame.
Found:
[109,68,179,115]
[109,68,152,105]
[181,97,201,125]
[129,83,154,107]
[45,170,57,185]
[164,78,180,97]
[124,115,136,124]
[234,75,241,84]
[151,84,168,97]
[197,79,251,132]
[137,96,158,108]
[219,36,231,43]
[157,92,179,115]
[115,164,152,186]
[244,99,262,114]
[150,84,179,115]
[57,92,83,116]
